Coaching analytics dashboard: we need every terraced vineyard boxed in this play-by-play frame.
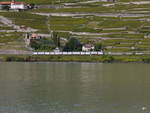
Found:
[1,0,150,54]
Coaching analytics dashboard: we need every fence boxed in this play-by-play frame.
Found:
[33,51,104,55]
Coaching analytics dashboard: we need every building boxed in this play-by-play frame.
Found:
[0,0,26,10]
[0,2,11,10]
[82,44,95,52]
[10,1,26,10]
[25,33,42,46]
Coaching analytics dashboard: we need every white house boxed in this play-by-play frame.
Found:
[0,0,26,10]
[82,44,95,52]
[10,2,26,10]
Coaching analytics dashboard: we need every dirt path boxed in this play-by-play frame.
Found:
[33,12,150,17]
[62,1,150,7]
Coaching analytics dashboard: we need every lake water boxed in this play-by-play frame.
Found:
[0,62,150,113]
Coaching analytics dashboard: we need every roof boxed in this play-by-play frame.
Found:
[31,33,38,38]
[83,44,94,48]
[11,2,25,5]
[0,2,11,5]
[0,1,25,5]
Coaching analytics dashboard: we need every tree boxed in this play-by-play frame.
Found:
[95,43,102,51]
[30,38,55,51]
[52,32,60,47]
[63,37,82,51]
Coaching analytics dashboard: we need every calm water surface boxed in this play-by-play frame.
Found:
[0,62,150,113]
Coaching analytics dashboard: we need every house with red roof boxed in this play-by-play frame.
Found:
[0,0,26,10]
[25,33,42,46]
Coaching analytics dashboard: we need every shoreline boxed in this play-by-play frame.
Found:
[0,55,150,63]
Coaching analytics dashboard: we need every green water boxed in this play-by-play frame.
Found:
[0,62,149,113]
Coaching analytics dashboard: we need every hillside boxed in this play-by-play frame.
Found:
[0,0,150,4]
[1,0,150,55]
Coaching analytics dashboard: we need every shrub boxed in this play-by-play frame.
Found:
[101,55,114,63]
[95,43,103,51]
[63,37,82,51]
[142,58,150,63]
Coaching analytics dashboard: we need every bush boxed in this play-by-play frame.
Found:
[30,38,55,51]
[101,55,114,63]
[63,37,82,51]
[95,43,103,51]
[4,56,25,62]
[142,58,150,63]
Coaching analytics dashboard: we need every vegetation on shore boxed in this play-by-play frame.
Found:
[1,54,150,63]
